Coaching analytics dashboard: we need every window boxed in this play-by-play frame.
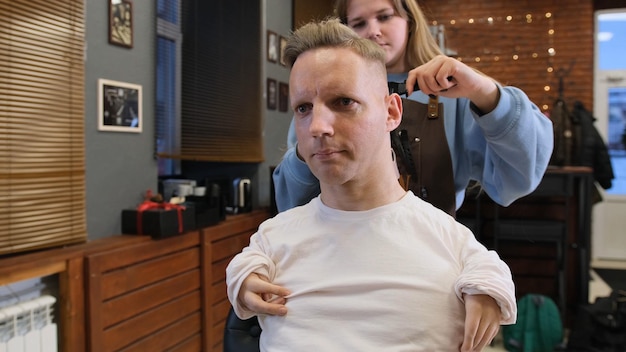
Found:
[156,0,182,175]
[598,11,626,70]
[0,0,86,255]
[155,0,263,175]
[596,10,626,196]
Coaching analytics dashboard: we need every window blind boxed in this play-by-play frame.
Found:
[171,0,263,163]
[0,0,86,255]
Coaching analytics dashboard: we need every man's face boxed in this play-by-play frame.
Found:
[106,90,125,113]
[289,47,396,187]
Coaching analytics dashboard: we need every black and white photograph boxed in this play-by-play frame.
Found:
[267,30,278,63]
[109,0,133,48]
[279,82,289,112]
[279,35,288,66]
[267,78,277,110]
[98,79,142,132]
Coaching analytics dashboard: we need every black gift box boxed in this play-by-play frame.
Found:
[184,195,222,228]
[121,207,195,239]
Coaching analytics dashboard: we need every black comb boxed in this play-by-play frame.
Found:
[388,81,419,96]
[388,76,454,96]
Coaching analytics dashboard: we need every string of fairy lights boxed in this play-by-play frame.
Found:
[431,12,556,111]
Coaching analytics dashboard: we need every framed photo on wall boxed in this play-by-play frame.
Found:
[267,30,278,63]
[279,36,288,66]
[109,0,133,48]
[267,78,277,110]
[279,82,289,112]
[98,79,142,133]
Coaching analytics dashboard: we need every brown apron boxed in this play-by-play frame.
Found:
[391,97,456,216]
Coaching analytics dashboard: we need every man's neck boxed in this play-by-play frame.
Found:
[319,179,407,211]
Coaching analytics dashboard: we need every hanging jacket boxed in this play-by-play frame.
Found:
[549,98,575,167]
[571,101,615,189]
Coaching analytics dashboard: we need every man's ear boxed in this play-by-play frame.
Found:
[386,93,403,131]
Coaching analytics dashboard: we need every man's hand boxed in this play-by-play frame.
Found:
[238,273,291,316]
[460,294,502,352]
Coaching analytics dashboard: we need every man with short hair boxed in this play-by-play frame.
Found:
[227,18,516,351]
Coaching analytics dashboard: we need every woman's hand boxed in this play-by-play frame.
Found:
[406,55,500,114]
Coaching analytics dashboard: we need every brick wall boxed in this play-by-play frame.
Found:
[420,0,594,112]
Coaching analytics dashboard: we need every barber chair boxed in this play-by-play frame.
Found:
[223,307,261,352]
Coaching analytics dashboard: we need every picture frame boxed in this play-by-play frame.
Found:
[279,36,288,66]
[267,30,278,63]
[98,79,142,133]
[279,82,289,112]
[267,78,277,110]
[109,0,133,48]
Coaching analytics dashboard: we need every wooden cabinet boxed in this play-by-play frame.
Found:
[85,231,205,351]
[0,209,269,352]
[0,235,150,351]
[204,210,270,351]
[457,167,594,328]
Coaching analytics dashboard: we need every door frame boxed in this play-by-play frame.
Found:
[592,9,626,261]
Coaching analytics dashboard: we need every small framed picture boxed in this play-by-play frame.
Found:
[109,0,133,48]
[279,82,289,112]
[267,30,278,63]
[98,79,142,133]
[279,36,288,66]
[267,78,277,110]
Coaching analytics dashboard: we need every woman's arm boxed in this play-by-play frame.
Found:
[464,85,554,206]
[272,119,321,212]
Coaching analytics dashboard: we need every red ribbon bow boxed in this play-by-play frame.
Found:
[136,191,186,235]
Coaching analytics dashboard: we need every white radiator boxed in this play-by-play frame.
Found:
[0,295,57,352]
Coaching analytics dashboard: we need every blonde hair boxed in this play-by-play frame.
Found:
[283,17,387,72]
[333,0,443,67]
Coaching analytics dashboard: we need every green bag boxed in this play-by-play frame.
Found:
[503,294,564,352]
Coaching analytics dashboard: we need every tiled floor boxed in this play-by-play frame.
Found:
[484,259,626,352]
